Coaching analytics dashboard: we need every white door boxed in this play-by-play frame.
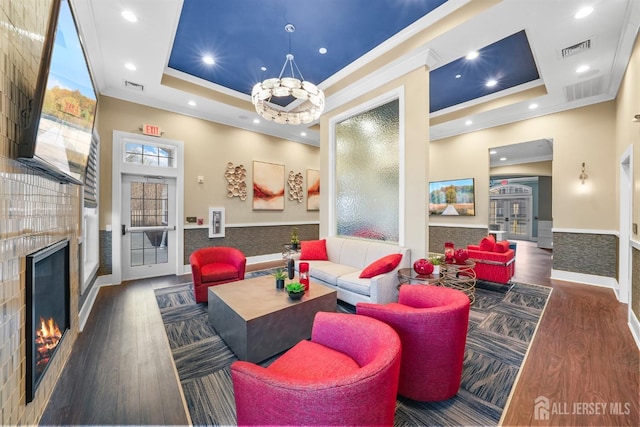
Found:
[121,174,176,280]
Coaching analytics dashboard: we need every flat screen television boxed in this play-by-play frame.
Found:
[429,178,475,216]
[18,0,98,185]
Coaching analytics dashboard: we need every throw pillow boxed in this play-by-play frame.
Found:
[359,253,403,279]
[300,239,328,260]
[494,241,509,253]
[479,235,496,251]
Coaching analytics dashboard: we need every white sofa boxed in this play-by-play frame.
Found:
[295,236,411,306]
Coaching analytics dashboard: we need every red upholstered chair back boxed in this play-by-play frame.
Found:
[357,285,470,401]
[189,247,246,303]
[231,312,402,426]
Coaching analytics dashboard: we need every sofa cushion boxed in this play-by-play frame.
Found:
[338,239,371,268]
[359,254,403,278]
[201,263,238,282]
[479,235,496,251]
[494,241,509,253]
[312,262,360,286]
[300,239,328,260]
[338,272,373,297]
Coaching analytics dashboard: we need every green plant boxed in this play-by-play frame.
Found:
[429,255,444,266]
[290,227,300,244]
[285,282,305,293]
[272,268,287,280]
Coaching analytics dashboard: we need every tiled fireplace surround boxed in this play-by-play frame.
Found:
[3,1,638,425]
[1,1,80,424]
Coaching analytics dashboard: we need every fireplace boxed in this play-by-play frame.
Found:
[25,239,70,403]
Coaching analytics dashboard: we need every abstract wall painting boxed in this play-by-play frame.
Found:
[253,161,285,210]
[306,169,320,211]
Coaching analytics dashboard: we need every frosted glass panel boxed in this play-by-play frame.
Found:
[335,99,399,242]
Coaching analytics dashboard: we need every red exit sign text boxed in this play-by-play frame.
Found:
[142,124,161,137]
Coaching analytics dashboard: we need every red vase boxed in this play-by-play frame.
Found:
[413,259,434,275]
[299,262,310,290]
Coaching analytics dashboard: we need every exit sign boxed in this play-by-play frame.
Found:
[142,123,161,137]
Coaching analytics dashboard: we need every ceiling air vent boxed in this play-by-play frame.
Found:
[561,39,591,58]
[124,80,144,92]
[563,75,604,102]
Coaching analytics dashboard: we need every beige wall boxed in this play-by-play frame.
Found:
[615,32,640,237]
[431,102,618,231]
[320,67,430,257]
[96,96,320,229]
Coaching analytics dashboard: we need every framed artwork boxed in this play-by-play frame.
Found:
[253,161,285,210]
[429,178,475,216]
[208,207,225,238]
[306,169,320,211]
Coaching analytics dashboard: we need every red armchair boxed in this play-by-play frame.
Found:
[189,247,246,303]
[467,235,515,284]
[357,285,470,402]
[231,312,401,426]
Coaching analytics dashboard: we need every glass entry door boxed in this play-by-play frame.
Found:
[489,184,533,241]
[121,174,176,280]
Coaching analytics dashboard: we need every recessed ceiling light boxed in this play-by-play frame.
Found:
[455,74,462,79]
[575,6,594,19]
[203,55,215,65]
[489,150,497,155]
[188,100,196,107]
[465,120,473,126]
[466,51,479,60]
[319,47,327,55]
[260,66,267,71]
[500,157,507,161]
[529,103,538,109]
[253,118,260,124]
[125,62,136,71]
[121,10,137,23]
[486,79,497,87]
[301,132,307,136]
[576,64,590,73]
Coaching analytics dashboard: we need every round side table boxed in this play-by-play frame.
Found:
[441,261,476,304]
[397,268,442,289]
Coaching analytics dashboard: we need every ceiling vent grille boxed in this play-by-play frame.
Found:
[561,39,591,58]
[124,80,144,92]
[563,75,604,102]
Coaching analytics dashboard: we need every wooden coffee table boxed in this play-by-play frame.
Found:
[207,275,337,363]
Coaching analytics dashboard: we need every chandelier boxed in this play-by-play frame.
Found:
[251,24,325,125]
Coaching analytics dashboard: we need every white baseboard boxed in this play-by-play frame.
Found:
[629,310,640,350]
[77,274,114,331]
[550,269,618,289]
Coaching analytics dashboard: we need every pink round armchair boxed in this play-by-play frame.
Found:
[231,312,401,426]
[357,285,470,401]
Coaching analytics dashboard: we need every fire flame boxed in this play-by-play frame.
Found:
[36,317,62,351]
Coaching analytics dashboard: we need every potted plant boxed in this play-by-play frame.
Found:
[429,255,444,276]
[285,282,305,300]
[272,268,287,289]
[290,227,300,250]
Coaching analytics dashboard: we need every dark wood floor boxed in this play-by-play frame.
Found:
[40,242,639,426]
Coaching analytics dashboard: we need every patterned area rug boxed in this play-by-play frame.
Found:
[155,270,551,426]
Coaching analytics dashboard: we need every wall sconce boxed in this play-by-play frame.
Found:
[579,162,588,184]
[633,114,640,122]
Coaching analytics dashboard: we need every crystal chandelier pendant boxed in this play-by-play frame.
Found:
[251,24,325,125]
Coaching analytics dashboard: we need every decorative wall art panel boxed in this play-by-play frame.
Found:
[224,162,247,200]
[253,161,285,210]
[288,171,304,203]
[307,169,320,211]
